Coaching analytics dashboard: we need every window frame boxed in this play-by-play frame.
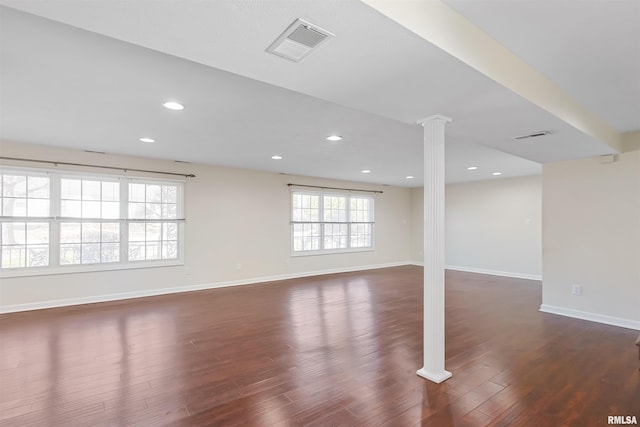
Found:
[290,189,375,256]
[0,166,185,278]
[0,169,52,270]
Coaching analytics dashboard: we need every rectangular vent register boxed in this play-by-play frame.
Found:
[266,18,334,62]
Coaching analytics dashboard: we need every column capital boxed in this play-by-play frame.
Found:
[417,114,452,126]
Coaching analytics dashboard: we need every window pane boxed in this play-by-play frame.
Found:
[3,175,26,197]
[101,201,119,219]
[350,223,372,248]
[81,223,101,243]
[82,201,101,218]
[27,176,49,198]
[102,182,119,201]
[60,244,81,265]
[2,245,25,268]
[61,200,81,217]
[60,222,120,266]
[101,243,119,263]
[292,222,320,252]
[162,185,177,203]
[323,223,348,249]
[26,223,49,244]
[81,243,101,264]
[1,220,49,268]
[146,223,161,241]
[146,185,162,203]
[82,180,101,201]
[323,195,347,222]
[303,223,320,251]
[128,242,145,261]
[162,203,177,219]
[128,202,145,219]
[26,245,48,267]
[3,198,26,217]
[27,199,49,217]
[162,241,177,259]
[102,223,120,243]
[145,203,161,219]
[2,222,25,245]
[128,223,145,241]
[146,242,161,260]
[163,223,177,240]
[292,193,320,223]
[350,197,372,222]
[61,179,81,200]
[293,224,303,251]
[129,183,146,202]
[60,223,81,243]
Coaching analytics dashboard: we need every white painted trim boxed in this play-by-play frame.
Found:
[540,304,640,331]
[409,261,424,266]
[417,368,452,384]
[0,261,410,314]
[445,265,541,281]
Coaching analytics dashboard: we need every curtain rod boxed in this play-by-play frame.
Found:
[287,183,383,194]
[0,156,196,178]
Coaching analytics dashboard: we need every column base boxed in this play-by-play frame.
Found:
[416,368,452,383]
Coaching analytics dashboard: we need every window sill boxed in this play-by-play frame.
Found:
[0,259,184,278]
[291,247,375,257]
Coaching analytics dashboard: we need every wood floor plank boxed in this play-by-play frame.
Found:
[1,266,638,426]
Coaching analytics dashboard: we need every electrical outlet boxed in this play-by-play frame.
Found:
[571,284,582,295]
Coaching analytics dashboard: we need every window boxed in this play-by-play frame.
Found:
[59,177,121,265]
[1,172,50,268]
[291,190,374,254]
[127,182,179,261]
[0,167,185,276]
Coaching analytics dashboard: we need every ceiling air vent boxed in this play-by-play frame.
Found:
[266,18,334,62]
[513,130,551,141]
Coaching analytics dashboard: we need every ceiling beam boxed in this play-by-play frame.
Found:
[360,0,622,153]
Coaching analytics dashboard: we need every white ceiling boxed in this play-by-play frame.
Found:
[444,0,640,133]
[0,0,637,187]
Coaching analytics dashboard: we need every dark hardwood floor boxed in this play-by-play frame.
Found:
[1,266,638,426]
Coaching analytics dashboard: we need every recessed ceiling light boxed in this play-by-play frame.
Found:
[162,101,184,111]
[139,137,155,143]
[406,175,414,179]
[271,155,283,160]
[326,135,343,142]
[492,172,502,176]
[467,166,478,170]
[361,169,371,174]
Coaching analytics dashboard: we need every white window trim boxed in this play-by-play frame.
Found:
[290,189,376,257]
[0,166,185,278]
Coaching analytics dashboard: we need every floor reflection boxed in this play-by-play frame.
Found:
[287,276,379,404]
[0,305,183,424]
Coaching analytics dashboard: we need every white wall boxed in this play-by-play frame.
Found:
[411,175,542,280]
[541,149,640,328]
[0,141,412,311]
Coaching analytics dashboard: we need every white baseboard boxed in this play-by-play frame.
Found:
[0,261,411,314]
[445,265,542,281]
[540,304,640,331]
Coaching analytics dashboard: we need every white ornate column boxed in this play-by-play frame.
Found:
[416,114,452,383]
